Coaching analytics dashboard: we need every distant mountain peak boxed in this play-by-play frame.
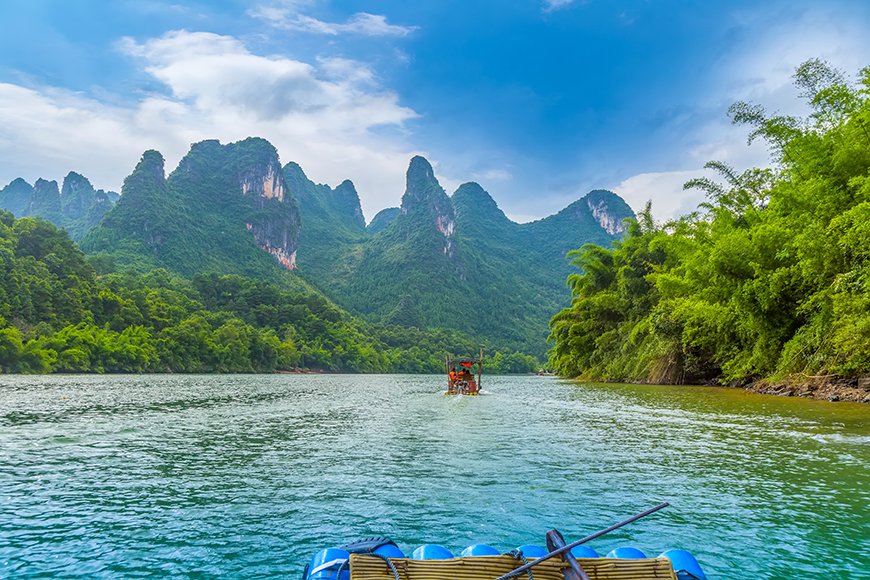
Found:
[0,178,33,217]
[367,207,400,234]
[452,182,507,222]
[7,177,31,188]
[402,156,447,206]
[30,178,61,216]
[0,170,117,240]
[63,170,88,182]
[399,156,455,253]
[137,150,167,184]
[284,161,305,173]
[407,155,436,182]
[61,171,96,220]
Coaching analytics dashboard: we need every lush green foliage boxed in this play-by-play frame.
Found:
[366,207,400,234]
[0,213,536,374]
[288,162,369,286]
[550,60,870,385]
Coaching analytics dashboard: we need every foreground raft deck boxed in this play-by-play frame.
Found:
[349,553,679,579]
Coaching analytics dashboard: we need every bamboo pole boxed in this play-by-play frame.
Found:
[446,354,451,392]
[478,348,483,391]
[492,503,670,580]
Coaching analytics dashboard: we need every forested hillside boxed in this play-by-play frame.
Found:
[300,157,634,356]
[550,60,870,387]
[81,139,304,283]
[0,212,535,374]
[48,137,632,359]
[287,162,369,284]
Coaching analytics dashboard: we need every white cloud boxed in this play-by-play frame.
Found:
[721,5,870,109]
[473,168,512,182]
[249,2,417,37]
[543,0,576,13]
[0,83,155,190]
[0,30,422,220]
[606,4,870,224]
[612,169,712,223]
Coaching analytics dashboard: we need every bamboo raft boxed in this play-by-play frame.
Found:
[445,350,483,396]
[302,523,706,580]
[302,482,707,580]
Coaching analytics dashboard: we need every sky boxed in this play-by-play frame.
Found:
[0,0,868,223]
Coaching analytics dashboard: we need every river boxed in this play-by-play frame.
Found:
[0,374,867,578]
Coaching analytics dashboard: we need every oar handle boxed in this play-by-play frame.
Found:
[493,502,670,580]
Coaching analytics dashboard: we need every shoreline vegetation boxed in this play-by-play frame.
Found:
[0,218,538,376]
[549,60,870,403]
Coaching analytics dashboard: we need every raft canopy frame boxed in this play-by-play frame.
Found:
[445,349,483,395]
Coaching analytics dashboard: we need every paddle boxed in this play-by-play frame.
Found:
[492,502,670,580]
[545,529,590,580]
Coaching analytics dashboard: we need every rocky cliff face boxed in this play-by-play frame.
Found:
[399,156,456,257]
[238,149,286,202]
[584,189,632,235]
[229,139,300,271]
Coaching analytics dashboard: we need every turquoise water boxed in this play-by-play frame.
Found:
[0,374,868,578]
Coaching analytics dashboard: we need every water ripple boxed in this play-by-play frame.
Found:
[0,374,868,578]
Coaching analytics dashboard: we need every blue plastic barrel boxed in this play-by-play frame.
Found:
[373,543,406,559]
[516,544,548,558]
[461,544,501,557]
[659,549,707,580]
[411,544,454,560]
[569,545,599,558]
[306,548,351,580]
[606,547,647,559]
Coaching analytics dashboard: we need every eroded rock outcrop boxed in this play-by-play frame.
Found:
[230,139,300,270]
[400,156,456,257]
[584,189,631,235]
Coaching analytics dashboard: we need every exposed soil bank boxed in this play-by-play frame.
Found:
[746,376,870,403]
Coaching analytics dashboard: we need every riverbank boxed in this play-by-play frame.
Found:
[569,374,870,403]
[746,376,870,403]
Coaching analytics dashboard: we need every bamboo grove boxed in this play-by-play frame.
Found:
[549,60,870,385]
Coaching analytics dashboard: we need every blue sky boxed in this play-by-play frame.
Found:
[1,0,868,222]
